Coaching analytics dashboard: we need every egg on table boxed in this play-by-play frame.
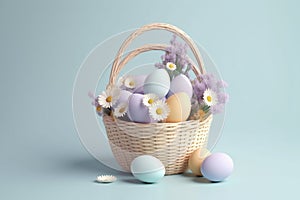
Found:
[188,148,211,176]
[166,92,191,122]
[143,69,170,98]
[168,74,193,99]
[131,155,165,183]
[201,152,234,182]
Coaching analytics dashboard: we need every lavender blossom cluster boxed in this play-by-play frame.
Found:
[155,35,191,77]
[193,74,229,114]
[155,35,229,115]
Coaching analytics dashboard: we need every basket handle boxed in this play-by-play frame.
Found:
[108,23,205,86]
[117,44,200,78]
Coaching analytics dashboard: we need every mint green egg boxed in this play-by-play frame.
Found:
[131,155,165,183]
[133,170,165,183]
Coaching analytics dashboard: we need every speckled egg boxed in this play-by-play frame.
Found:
[201,152,234,182]
[143,69,170,97]
[168,74,193,99]
[188,148,211,176]
[130,155,165,183]
[128,93,153,123]
[165,92,191,122]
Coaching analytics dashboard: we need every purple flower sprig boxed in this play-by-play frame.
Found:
[155,35,192,78]
[192,73,229,114]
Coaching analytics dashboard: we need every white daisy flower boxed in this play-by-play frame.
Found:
[166,62,177,71]
[124,76,136,89]
[96,175,117,183]
[113,103,128,118]
[97,86,120,108]
[203,88,218,106]
[149,100,170,121]
[142,93,159,107]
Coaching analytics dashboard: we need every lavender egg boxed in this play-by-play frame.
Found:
[117,90,132,104]
[133,75,147,94]
[201,152,234,182]
[128,93,153,123]
[168,74,193,99]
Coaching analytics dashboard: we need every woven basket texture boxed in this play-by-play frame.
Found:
[104,115,212,175]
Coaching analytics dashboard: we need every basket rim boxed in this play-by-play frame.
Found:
[103,113,212,127]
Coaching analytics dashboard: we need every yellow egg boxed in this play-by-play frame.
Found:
[166,92,191,122]
[188,148,211,176]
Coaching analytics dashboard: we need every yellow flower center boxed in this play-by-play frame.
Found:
[119,107,125,113]
[106,96,112,103]
[169,63,175,69]
[129,81,135,87]
[207,96,212,102]
[96,106,102,112]
[156,108,163,115]
[148,99,154,104]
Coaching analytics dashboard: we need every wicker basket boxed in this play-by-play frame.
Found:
[103,23,213,175]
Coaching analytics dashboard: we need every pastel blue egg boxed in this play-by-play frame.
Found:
[133,170,165,184]
[201,153,234,182]
[143,69,170,97]
[168,74,193,99]
[131,155,165,183]
[128,93,153,123]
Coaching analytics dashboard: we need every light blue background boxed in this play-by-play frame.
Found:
[1,0,299,199]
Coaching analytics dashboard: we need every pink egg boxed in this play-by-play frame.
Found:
[201,152,234,182]
[128,93,154,123]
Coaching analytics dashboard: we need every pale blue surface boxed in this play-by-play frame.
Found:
[1,0,299,199]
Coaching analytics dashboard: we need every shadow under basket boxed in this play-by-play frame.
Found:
[103,114,213,175]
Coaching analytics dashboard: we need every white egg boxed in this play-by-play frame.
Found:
[143,69,170,97]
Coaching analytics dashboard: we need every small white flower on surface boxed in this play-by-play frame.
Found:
[203,88,218,106]
[149,100,170,121]
[96,175,117,183]
[113,102,128,117]
[124,76,136,89]
[166,62,177,71]
[143,93,159,107]
[97,86,120,108]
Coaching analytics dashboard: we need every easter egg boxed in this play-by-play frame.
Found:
[143,69,170,97]
[168,74,193,99]
[131,155,165,183]
[128,93,153,123]
[188,148,211,176]
[165,92,191,122]
[117,90,132,104]
[133,75,147,94]
[201,153,234,182]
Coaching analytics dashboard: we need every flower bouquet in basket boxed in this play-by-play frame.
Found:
[91,24,229,178]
